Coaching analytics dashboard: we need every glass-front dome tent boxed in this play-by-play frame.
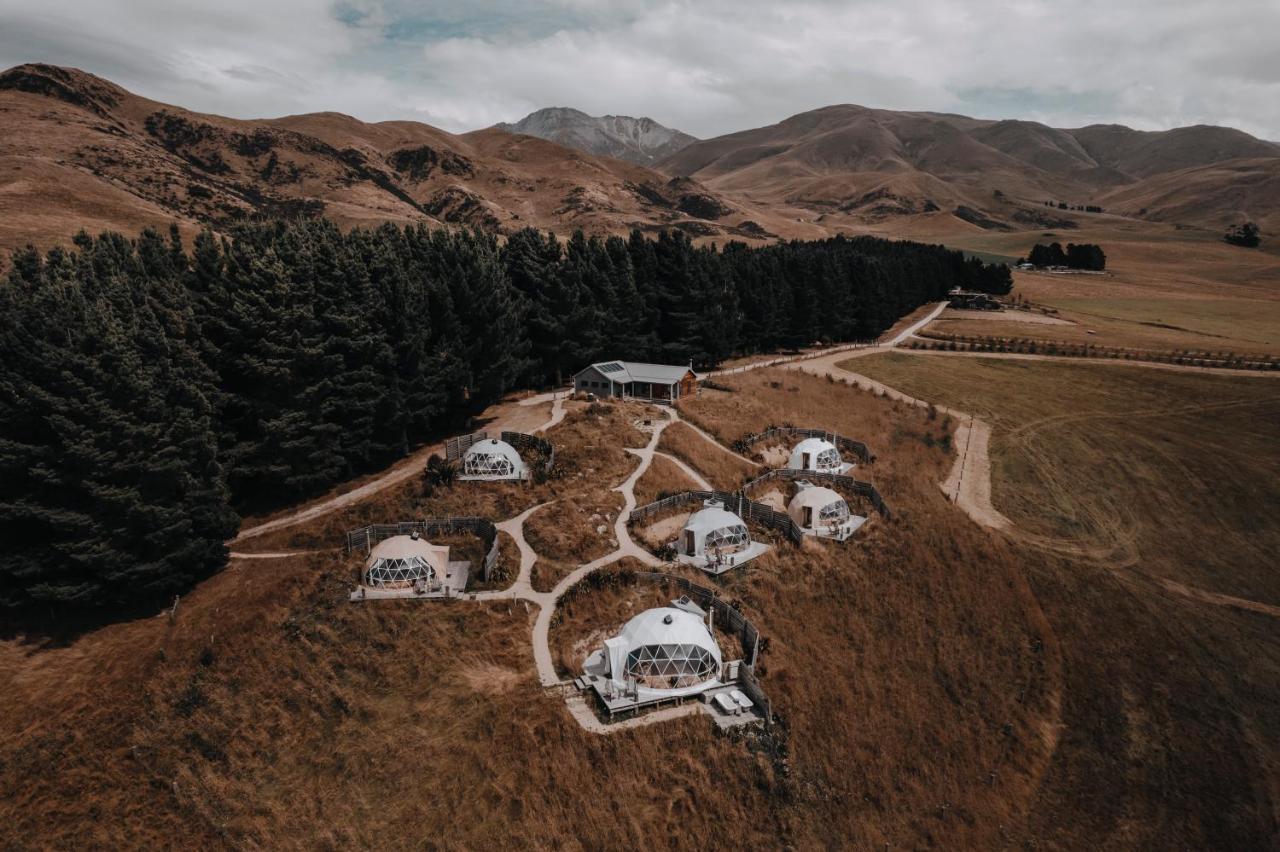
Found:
[677,499,771,574]
[788,437,854,475]
[461,438,527,481]
[788,481,867,541]
[363,532,450,589]
[588,606,724,699]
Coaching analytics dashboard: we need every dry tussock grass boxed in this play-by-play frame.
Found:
[236,399,647,557]
[1,370,1062,849]
[853,352,1280,847]
[657,420,758,490]
[633,454,700,506]
[549,561,749,678]
[525,493,626,589]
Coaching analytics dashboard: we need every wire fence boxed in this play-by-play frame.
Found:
[343,517,501,582]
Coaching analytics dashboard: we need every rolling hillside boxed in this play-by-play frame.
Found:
[658,104,1280,232]
[0,64,787,253]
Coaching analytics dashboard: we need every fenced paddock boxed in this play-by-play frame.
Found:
[744,469,892,519]
[445,429,555,478]
[627,489,806,545]
[344,517,501,582]
[739,425,876,464]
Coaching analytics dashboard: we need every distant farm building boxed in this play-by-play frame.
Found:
[584,605,723,701]
[461,438,527,481]
[788,436,855,475]
[678,498,770,573]
[574,361,698,403]
[947,288,1002,311]
[787,480,867,541]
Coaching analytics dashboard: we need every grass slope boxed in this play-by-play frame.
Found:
[852,352,1280,847]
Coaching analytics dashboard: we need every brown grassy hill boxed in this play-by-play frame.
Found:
[0,378,1060,849]
[0,64,790,253]
[658,104,1280,233]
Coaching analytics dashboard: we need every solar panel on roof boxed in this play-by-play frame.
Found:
[598,363,624,373]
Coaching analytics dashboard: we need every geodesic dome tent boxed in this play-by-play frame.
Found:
[600,607,723,694]
[363,533,449,589]
[788,482,852,532]
[680,500,750,558]
[788,437,847,473]
[462,438,527,480]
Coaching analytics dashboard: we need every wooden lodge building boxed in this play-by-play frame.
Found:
[573,360,698,403]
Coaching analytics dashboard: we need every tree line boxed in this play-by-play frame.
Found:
[1022,242,1106,270]
[0,219,1010,609]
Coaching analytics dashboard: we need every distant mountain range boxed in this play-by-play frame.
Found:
[2,62,1278,255]
[655,105,1280,233]
[0,64,784,253]
[494,107,697,166]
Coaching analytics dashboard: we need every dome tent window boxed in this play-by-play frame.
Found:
[787,480,866,541]
[675,497,770,573]
[587,606,724,699]
[704,524,749,553]
[819,499,849,525]
[624,642,719,689]
[787,437,852,474]
[361,533,449,590]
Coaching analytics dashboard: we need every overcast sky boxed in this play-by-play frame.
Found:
[1,0,1277,140]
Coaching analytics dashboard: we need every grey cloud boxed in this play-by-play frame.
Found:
[0,0,1276,140]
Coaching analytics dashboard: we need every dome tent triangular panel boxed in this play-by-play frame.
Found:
[680,499,750,557]
[787,480,866,540]
[461,438,527,480]
[788,436,851,474]
[599,606,723,696]
[363,534,450,589]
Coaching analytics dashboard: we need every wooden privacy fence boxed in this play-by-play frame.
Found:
[501,430,556,473]
[744,468,891,519]
[445,429,555,478]
[740,425,876,463]
[633,571,762,669]
[344,517,501,582]
[445,431,488,462]
[627,490,805,545]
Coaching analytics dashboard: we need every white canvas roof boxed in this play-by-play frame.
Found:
[463,438,523,465]
[579,361,695,385]
[615,607,721,655]
[367,534,450,569]
[788,437,842,471]
[788,484,848,526]
[683,503,746,535]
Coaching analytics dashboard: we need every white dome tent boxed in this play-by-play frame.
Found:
[787,481,866,541]
[787,437,854,475]
[585,606,724,700]
[461,438,528,481]
[677,499,770,573]
[363,532,450,590]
